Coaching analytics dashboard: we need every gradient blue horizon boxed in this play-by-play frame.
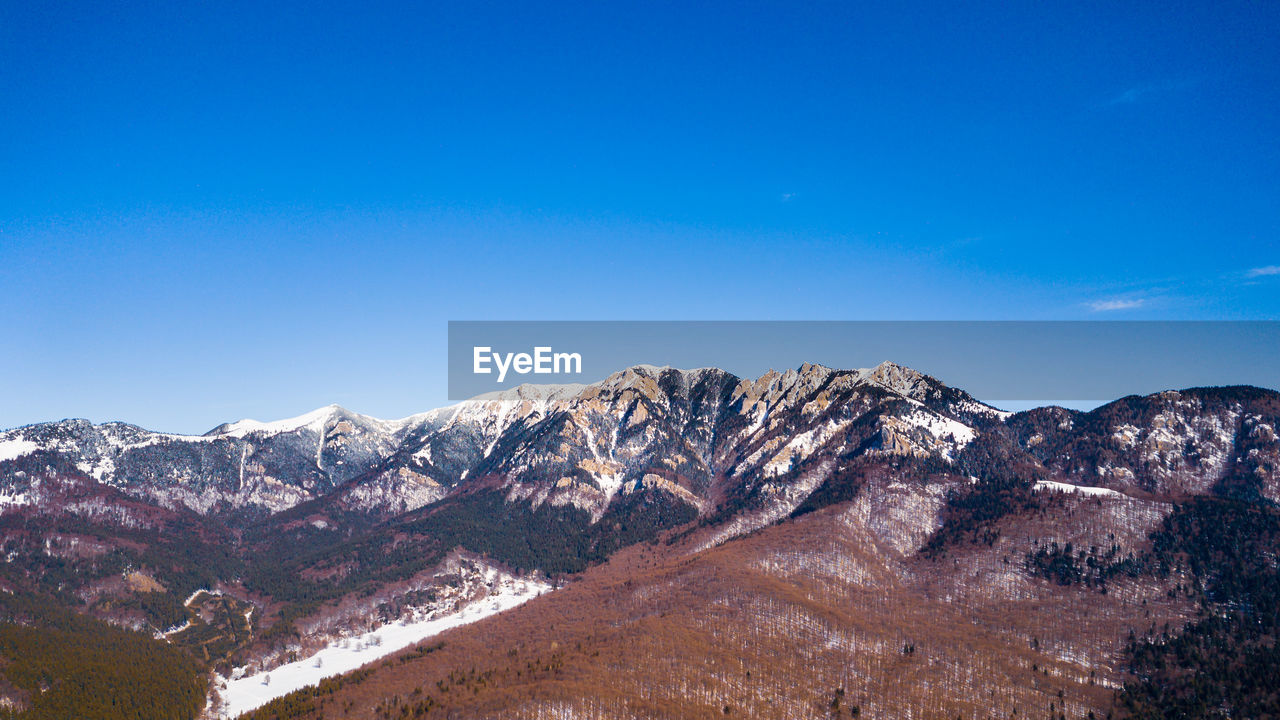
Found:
[2,2,1278,433]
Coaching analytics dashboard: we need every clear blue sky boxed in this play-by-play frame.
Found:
[2,1,1277,433]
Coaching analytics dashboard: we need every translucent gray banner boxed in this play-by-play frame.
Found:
[447,321,1279,406]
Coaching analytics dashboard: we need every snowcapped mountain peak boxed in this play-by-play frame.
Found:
[797,361,836,375]
[862,360,929,392]
[603,364,667,384]
[857,361,952,403]
[206,404,348,438]
[468,383,587,407]
[791,361,838,387]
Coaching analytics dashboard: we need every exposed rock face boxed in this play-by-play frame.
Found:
[2,366,1276,529]
[0,363,1006,522]
[1009,385,1280,501]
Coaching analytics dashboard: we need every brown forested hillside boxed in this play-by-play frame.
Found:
[3,373,1277,719]
[242,472,1193,720]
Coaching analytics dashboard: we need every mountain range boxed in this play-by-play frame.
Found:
[1,362,1278,720]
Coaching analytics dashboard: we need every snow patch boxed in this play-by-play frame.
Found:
[1033,480,1127,499]
[0,491,30,511]
[760,420,847,478]
[697,459,835,552]
[0,438,38,463]
[899,410,976,452]
[213,574,552,719]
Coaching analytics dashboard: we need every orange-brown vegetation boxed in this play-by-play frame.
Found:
[245,476,1191,720]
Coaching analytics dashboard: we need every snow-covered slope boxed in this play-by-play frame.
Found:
[212,567,552,718]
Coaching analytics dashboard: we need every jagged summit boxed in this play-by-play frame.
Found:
[0,361,993,519]
[468,383,588,406]
[6,363,1273,523]
[862,360,955,399]
[0,363,969,444]
[463,361,962,414]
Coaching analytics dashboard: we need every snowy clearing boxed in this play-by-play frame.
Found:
[0,438,38,463]
[1033,480,1127,499]
[214,577,552,718]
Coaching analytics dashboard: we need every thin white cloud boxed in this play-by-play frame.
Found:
[1108,87,1148,105]
[1088,298,1145,312]
[1102,79,1197,110]
[1246,265,1280,278]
